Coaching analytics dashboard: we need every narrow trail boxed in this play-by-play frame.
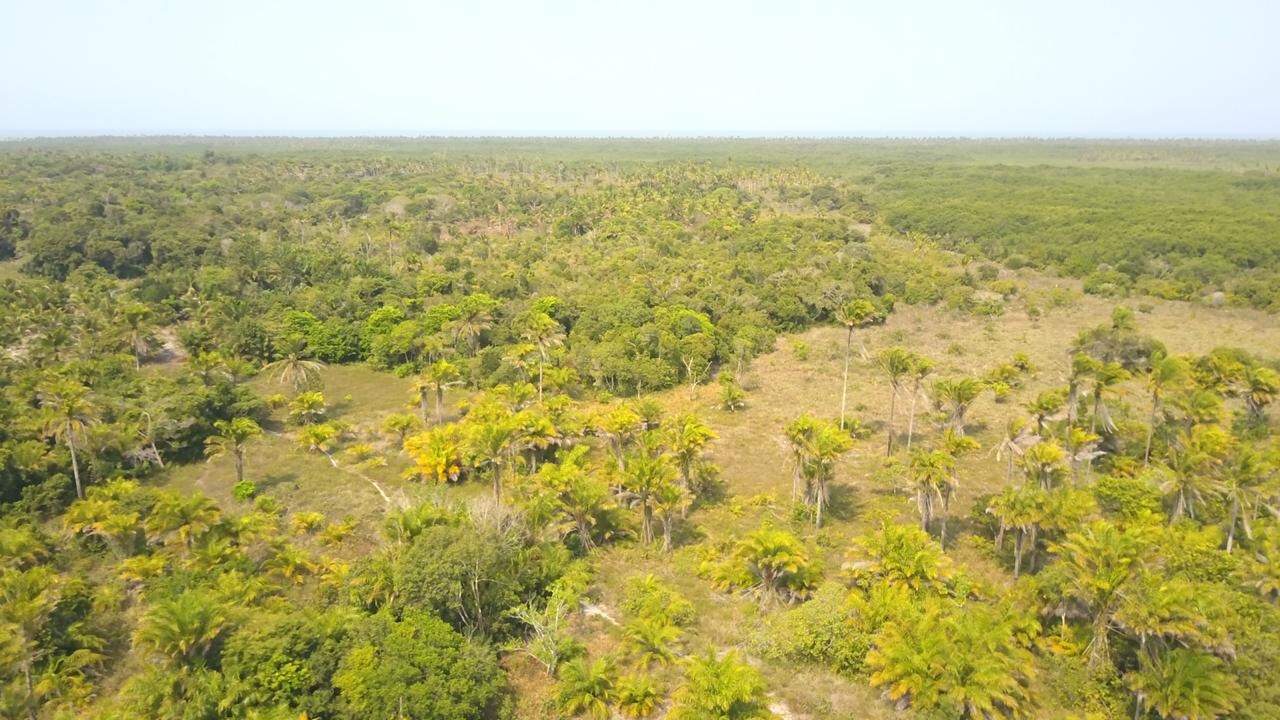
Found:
[321,450,396,507]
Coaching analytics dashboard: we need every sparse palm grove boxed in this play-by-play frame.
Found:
[0,138,1278,720]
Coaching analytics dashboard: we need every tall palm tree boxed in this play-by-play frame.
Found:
[805,421,853,527]
[987,484,1047,576]
[0,566,62,720]
[263,341,325,392]
[1144,354,1189,465]
[834,298,882,430]
[877,346,915,456]
[905,353,934,451]
[1089,360,1130,435]
[1160,424,1231,523]
[909,449,958,546]
[667,413,715,505]
[418,359,462,423]
[449,297,495,356]
[203,417,262,485]
[521,311,565,402]
[991,418,1034,483]
[1220,448,1274,553]
[38,378,99,499]
[932,377,985,436]
[1025,387,1066,437]
[622,451,677,545]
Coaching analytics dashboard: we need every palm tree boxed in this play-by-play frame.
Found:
[146,493,221,550]
[616,674,662,719]
[287,390,326,425]
[1049,521,1152,667]
[877,347,915,456]
[1145,354,1190,465]
[867,602,1037,720]
[1126,649,1241,720]
[654,481,690,552]
[905,353,934,451]
[1025,387,1066,436]
[1161,425,1231,522]
[1242,365,1280,421]
[521,311,565,401]
[734,526,817,605]
[38,378,99,499]
[987,485,1046,577]
[908,449,957,546]
[622,617,681,667]
[991,418,1034,483]
[1064,353,1101,438]
[805,421,853,527]
[669,650,769,720]
[931,377,985,436]
[785,414,820,502]
[622,452,677,545]
[556,657,616,720]
[1021,440,1068,490]
[834,298,882,430]
[0,566,62,720]
[468,418,520,499]
[418,359,462,423]
[449,296,495,356]
[134,591,229,667]
[263,341,324,392]
[1089,360,1130,435]
[667,413,716,505]
[1220,448,1274,553]
[203,417,262,485]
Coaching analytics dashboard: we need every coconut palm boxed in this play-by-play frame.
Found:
[37,378,99,500]
[263,340,325,392]
[805,421,853,527]
[877,346,915,456]
[203,417,262,485]
[449,296,495,355]
[1161,425,1232,522]
[834,298,882,430]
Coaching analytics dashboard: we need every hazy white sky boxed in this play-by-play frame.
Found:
[2,0,1277,137]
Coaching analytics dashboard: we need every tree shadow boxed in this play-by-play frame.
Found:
[256,472,299,493]
[824,483,862,523]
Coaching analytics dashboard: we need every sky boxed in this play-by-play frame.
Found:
[2,0,1278,138]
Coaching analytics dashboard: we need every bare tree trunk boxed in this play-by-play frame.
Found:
[885,388,897,457]
[839,327,852,429]
[1144,395,1159,466]
[68,434,84,499]
[906,380,920,450]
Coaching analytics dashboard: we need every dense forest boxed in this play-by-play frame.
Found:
[0,138,1278,720]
